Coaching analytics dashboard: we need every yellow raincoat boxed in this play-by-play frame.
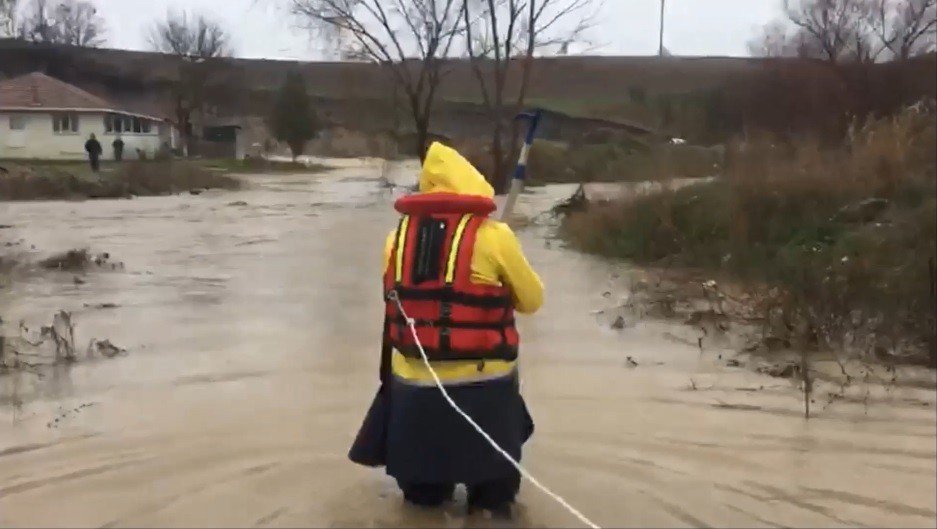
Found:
[383,142,544,384]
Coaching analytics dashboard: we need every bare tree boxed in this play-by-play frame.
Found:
[748,19,803,56]
[462,0,595,192]
[784,0,873,63]
[290,0,462,160]
[753,0,934,61]
[149,11,231,157]
[54,0,104,46]
[149,10,230,58]
[870,0,936,59]
[17,0,105,46]
[16,0,58,42]
[0,0,18,38]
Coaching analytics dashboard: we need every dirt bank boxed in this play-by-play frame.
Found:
[0,165,934,528]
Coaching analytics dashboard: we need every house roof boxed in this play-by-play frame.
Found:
[0,72,166,121]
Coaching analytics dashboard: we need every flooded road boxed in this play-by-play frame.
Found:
[1,164,935,528]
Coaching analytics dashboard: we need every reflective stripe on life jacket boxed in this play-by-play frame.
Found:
[384,194,519,362]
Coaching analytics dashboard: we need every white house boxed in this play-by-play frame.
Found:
[0,72,175,160]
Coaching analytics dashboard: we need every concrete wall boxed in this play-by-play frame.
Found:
[0,111,167,160]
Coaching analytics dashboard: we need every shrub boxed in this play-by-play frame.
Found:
[562,103,937,365]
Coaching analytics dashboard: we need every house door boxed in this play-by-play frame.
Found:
[6,114,27,151]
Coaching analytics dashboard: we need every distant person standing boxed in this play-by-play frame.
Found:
[112,134,125,161]
[85,134,103,172]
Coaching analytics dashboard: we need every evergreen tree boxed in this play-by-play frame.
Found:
[270,72,319,161]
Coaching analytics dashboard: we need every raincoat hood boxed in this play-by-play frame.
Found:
[418,142,495,198]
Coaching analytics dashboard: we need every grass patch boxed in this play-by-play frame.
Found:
[527,139,722,184]
[454,135,721,187]
[39,249,94,271]
[562,105,937,365]
[0,160,241,201]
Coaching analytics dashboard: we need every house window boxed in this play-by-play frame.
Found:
[53,113,79,133]
[9,114,27,130]
[104,114,115,133]
[106,114,134,134]
[104,114,154,134]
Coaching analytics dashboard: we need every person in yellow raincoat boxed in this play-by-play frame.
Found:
[350,142,543,515]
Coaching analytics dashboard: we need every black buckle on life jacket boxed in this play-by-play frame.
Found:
[439,325,451,351]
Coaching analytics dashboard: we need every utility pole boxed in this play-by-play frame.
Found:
[658,0,666,57]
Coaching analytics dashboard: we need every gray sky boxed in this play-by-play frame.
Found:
[93,0,781,60]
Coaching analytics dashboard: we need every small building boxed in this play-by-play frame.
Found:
[201,122,245,160]
[0,72,174,160]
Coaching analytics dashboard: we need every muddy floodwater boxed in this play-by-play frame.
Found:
[1,163,935,528]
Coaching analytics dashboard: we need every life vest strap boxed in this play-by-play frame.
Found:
[395,344,519,362]
[445,214,473,284]
[393,215,410,283]
[388,286,512,309]
[389,315,516,329]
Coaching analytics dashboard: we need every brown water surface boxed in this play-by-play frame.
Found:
[1,164,934,528]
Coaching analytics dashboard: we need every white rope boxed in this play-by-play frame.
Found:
[388,292,601,529]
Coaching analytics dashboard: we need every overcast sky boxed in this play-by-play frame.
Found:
[92,0,781,61]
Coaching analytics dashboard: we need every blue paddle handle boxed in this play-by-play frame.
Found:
[523,110,543,145]
[500,109,543,221]
[512,109,543,182]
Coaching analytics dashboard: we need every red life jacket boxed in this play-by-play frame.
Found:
[384,192,519,362]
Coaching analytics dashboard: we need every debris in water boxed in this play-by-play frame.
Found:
[88,339,125,358]
[726,358,743,367]
[611,316,626,330]
[73,276,85,285]
[46,402,96,429]
[711,402,763,411]
[625,356,639,368]
[227,200,249,206]
[83,302,119,309]
[50,310,76,361]
[235,237,278,247]
[40,249,120,272]
[2,311,125,372]
[41,249,91,270]
[189,188,205,195]
[552,184,587,214]
[757,363,799,379]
